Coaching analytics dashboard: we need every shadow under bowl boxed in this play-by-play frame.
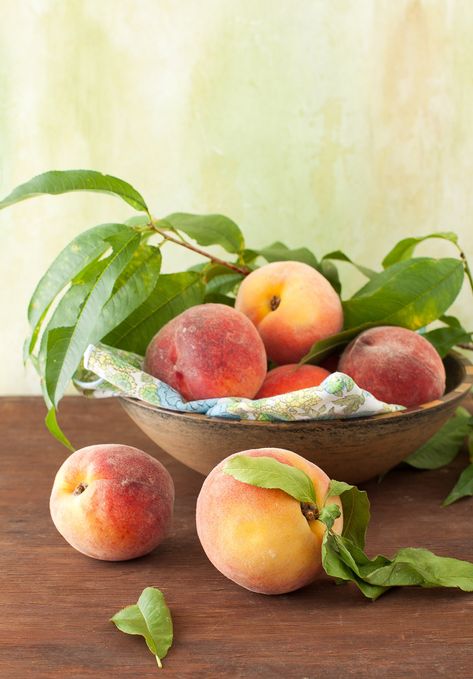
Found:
[120,352,473,484]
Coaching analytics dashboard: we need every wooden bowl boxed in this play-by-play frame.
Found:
[120,352,473,483]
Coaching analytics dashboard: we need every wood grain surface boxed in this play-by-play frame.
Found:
[1,396,473,679]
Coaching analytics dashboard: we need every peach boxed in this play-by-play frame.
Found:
[235,261,343,364]
[338,326,446,407]
[255,364,330,398]
[50,444,174,561]
[144,303,267,401]
[196,448,343,595]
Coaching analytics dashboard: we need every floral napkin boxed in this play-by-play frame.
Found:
[74,343,404,422]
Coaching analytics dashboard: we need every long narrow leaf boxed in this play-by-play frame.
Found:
[104,272,204,354]
[0,170,148,212]
[382,232,458,268]
[44,229,140,405]
[343,258,464,330]
[26,223,132,355]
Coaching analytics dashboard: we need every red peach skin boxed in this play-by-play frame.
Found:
[339,326,446,407]
[235,261,343,364]
[196,448,343,595]
[255,364,330,398]
[145,303,267,401]
[50,444,174,561]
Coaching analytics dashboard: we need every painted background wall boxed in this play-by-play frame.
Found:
[1,0,472,395]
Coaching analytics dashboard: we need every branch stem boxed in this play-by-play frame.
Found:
[146,221,249,276]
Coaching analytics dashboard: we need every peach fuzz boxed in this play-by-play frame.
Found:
[196,448,343,595]
[235,261,343,364]
[144,303,267,401]
[50,444,174,561]
[255,363,330,398]
[339,326,446,407]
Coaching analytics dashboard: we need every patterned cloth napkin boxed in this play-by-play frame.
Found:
[74,343,404,422]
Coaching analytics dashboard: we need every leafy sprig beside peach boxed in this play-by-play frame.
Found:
[1,168,472,490]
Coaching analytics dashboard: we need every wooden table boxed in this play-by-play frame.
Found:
[1,396,473,678]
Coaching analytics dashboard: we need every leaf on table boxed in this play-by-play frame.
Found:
[0,169,148,212]
[159,212,245,254]
[327,480,370,550]
[111,587,173,669]
[382,232,459,269]
[343,258,465,330]
[224,455,318,504]
[405,407,472,469]
[443,464,473,506]
[44,229,141,406]
[104,272,205,355]
[322,532,473,600]
[25,222,133,356]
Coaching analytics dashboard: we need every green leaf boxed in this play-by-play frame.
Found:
[323,532,473,600]
[318,259,341,294]
[203,292,236,306]
[0,169,148,212]
[223,455,318,504]
[300,324,371,365]
[104,272,204,354]
[38,243,162,375]
[405,407,473,469]
[203,265,244,296]
[26,223,132,356]
[318,504,342,531]
[422,325,472,357]
[322,250,376,279]
[382,232,459,269]
[327,480,370,550]
[322,532,388,600]
[440,314,463,328]
[443,464,473,506]
[44,229,141,405]
[45,407,74,451]
[343,258,465,330]
[159,213,244,254]
[111,587,173,669]
[100,244,162,333]
[257,241,319,268]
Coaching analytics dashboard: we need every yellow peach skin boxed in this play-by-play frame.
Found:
[235,261,343,364]
[196,448,343,595]
[50,444,174,561]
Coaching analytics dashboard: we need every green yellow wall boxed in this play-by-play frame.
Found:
[1,0,472,394]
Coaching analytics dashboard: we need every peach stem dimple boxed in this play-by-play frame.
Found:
[270,295,281,311]
[73,482,88,496]
[300,502,319,522]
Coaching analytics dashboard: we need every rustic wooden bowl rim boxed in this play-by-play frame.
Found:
[120,351,473,430]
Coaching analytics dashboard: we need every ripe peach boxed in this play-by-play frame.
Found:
[144,303,267,401]
[50,444,174,561]
[196,448,343,595]
[255,364,330,398]
[339,326,446,407]
[235,261,343,364]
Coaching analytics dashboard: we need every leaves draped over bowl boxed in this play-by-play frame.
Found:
[0,169,471,448]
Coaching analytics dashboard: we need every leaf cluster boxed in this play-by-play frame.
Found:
[1,169,472,447]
